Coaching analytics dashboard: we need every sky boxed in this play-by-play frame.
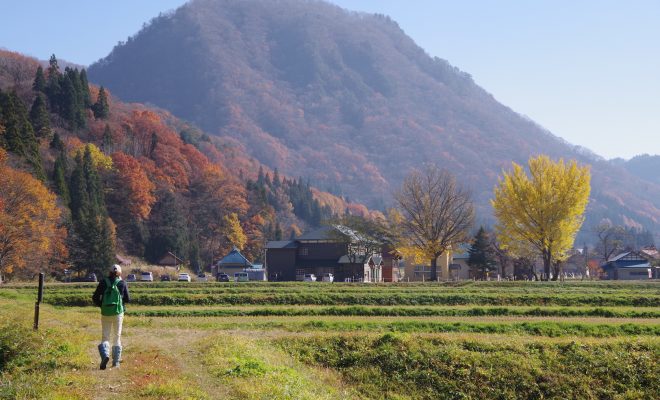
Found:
[1,0,658,159]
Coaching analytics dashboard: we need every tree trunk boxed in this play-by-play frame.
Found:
[551,262,560,281]
[542,251,552,281]
[430,257,437,281]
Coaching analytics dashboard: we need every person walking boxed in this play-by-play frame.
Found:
[92,264,130,369]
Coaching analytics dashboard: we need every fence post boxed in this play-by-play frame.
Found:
[33,272,44,330]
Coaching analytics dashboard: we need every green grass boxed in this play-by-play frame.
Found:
[278,334,660,400]
[1,280,658,398]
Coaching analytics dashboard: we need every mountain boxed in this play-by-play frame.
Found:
[0,49,362,278]
[88,0,660,236]
[612,154,660,186]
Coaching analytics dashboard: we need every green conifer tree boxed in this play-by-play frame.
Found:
[50,132,64,151]
[79,68,92,108]
[467,226,497,279]
[68,145,115,275]
[60,74,79,129]
[92,86,110,119]
[53,153,70,206]
[101,124,113,154]
[0,91,45,180]
[33,66,46,93]
[46,55,61,111]
[29,93,51,138]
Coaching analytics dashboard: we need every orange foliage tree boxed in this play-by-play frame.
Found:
[0,149,67,279]
[111,152,156,221]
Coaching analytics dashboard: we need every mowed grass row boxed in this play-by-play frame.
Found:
[41,291,660,307]
[4,280,657,307]
[129,315,660,337]
[6,280,660,295]
[274,334,660,400]
[122,304,660,318]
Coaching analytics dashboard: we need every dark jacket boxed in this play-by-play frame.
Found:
[92,278,130,311]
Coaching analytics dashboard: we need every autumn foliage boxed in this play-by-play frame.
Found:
[0,149,67,278]
[0,50,362,279]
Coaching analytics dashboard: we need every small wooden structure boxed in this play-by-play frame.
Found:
[158,252,185,268]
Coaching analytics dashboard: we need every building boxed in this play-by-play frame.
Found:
[215,247,254,278]
[449,250,471,280]
[382,245,403,282]
[404,252,451,282]
[601,251,654,280]
[158,252,184,268]
[266,226,384,282]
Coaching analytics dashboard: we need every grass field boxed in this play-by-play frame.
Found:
[1,281,658,399]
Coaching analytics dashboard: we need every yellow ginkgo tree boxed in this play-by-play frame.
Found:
[491,155,590,280]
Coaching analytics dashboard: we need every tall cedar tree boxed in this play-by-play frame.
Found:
[68,146,115,275]
[0,90,45,180]
[45,55,61,112]
[53,152,70,206]
[145,190,189,263]
[467,227,497,279]
[79,69,92,107]
[29,93,51,138]
[101,124,113,153]
[32,66,46,93]
[93,86,110,119]
[60,69,85,129]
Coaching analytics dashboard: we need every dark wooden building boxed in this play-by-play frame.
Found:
[601,251,654,280]
[266,226,383,282]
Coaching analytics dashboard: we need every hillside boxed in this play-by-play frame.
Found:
[612,154,660,186]
[0,49,361,279]
[87,0,660,236]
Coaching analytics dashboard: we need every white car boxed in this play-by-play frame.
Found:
[234,272,249,282]
[178,273,191,282]
[140,271,153,282]
[303,273,317,282]
[322,273,334,282]
[197,273,208,282]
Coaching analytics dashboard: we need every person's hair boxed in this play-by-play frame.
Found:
[108,270,121,279]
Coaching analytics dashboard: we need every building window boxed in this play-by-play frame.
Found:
[299,247,308,256]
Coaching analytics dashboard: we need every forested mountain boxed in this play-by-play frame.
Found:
[87,0,660,235]
[0,49,363,279]
[612,155,660,186]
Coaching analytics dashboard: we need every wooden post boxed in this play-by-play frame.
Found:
[33,272,44,330]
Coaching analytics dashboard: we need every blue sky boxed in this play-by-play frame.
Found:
[1,0,658,159]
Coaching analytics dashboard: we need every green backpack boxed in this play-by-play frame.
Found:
[101,278,123,316]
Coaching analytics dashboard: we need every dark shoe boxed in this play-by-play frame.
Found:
[98,343,110,370]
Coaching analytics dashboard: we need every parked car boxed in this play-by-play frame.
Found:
[140,271,154,282]
[234,272,249,282]
[160,275,171,282]
[216,273,230,282]
[322,273,334,282]
[303,273,317,282]
[178,273,191,282]
[126,274,137,282]
[197,273,208,282]
[72,273,98,283]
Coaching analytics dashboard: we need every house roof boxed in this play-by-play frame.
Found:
[617,263,650,268]
[608,252,631,262]
[266,240,297,249]
[218,247,253,267]
[607,251,649,263]
[159,251,184,264]
[296,226,339,241]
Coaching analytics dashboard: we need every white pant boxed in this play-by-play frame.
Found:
[101,313,124,347]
